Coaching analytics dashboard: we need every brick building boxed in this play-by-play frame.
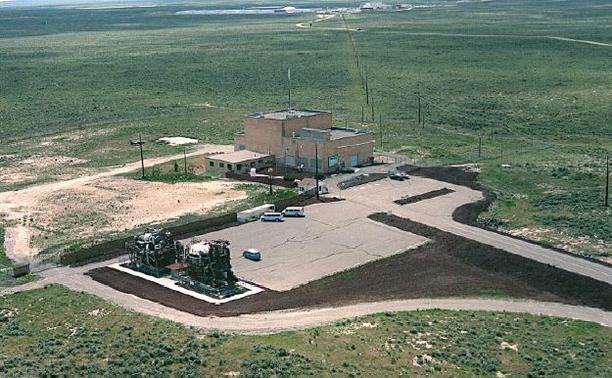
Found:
[234,109,374,173]
[204,150,274,175]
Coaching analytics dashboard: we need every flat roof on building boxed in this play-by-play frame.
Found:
[247,109,330,120]
[330,127,367,140]
[207,150,270,163]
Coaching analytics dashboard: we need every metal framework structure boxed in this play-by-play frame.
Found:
[179,240,243,298]
[125,228,180,277]
[124,229,244,298]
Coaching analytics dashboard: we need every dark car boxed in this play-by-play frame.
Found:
[243,249,261,261]
[389,172,410,181]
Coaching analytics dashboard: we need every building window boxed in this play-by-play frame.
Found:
[237,164,242,171]
[328,155,338,167]
[209,161,215,167]
[219,163,224,168]
[227,164,233,171]
[250,162,256,168]
[239,145,246,150]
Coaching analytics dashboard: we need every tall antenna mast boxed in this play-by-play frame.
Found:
[288,68,292,110]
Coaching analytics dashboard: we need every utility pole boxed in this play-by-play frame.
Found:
[133,133,145,179]
[422,106,425,129]
[365,74,369,104]
[417,91,421,127]
[478,135,482,158]
[288,68,292,110]
[379,113,383,149]
[315,143,320,200]
[605,155,610,208]
[361,105,364,124]
[371,100,374,122]
[183,147,187,175]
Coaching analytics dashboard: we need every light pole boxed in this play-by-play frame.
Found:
[268,167,273,196]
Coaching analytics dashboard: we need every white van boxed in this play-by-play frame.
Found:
[260,212,284,222]
[282,206,305,217]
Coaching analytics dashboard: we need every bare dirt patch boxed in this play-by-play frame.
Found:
[28,178,246,253]
[0,171,36,185]
[157,137,199,146]
[20,154,88,169]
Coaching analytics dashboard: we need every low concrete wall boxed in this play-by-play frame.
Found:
[59,193,314,267]
[225,171,297,188]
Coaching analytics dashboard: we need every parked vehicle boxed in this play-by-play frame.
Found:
[282,206,305,217]
[237,204,275,223]
[243,248,261,261]
[260,212,284,222]
[389,172,410,181]
[297,178,329,195]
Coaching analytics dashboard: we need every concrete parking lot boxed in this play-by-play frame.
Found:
[184,198,428,291]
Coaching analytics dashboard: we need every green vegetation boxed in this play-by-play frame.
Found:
[0,0,610,256]
[1,285,611,376]
[124,155,220,183]
[0,226,37,287]
[0,226,11,282]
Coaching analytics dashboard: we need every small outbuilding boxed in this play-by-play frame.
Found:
[204,150,275,174]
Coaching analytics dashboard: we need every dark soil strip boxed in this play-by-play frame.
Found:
[398,164,611,267]
[86,213,612,317]
[338,173,387,190]
[394,187,455,205]
[368,213,612,310]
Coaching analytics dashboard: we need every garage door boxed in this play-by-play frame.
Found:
[351,154,359,167]
[286,155,296,166]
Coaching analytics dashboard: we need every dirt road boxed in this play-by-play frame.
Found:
[295,13,612,48]
[0,144,232,262]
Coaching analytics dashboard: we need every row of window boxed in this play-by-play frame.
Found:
[208,160,264,171]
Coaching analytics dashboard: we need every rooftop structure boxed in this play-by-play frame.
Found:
[208,150,269,164]
[247,109,329,121]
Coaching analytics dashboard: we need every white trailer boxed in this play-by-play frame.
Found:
[237,203,275,223]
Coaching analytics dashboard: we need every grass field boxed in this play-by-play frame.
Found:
[1,0,611,258]
[0,285,610,376]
